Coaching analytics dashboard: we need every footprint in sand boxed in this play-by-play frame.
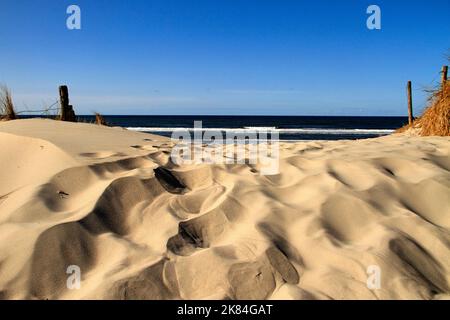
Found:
[79,151,125,159]
[265,247,299,285]
[167,210,229,256]
[109,259,180,300]
[228,259,276,300]
[154,167,187,194]
[130,145,158,152]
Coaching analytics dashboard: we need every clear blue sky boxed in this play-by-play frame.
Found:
[0,0,449,115]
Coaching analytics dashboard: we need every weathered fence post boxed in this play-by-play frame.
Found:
[442,65,448,87]
[407,81,413,125]
[59,85,76,122]
[59,85,68,121]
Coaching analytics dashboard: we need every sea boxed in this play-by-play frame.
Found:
[23,115,407,141]
[74,115,406,141]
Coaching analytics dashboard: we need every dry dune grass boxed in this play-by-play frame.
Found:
[416,81,450,136]
[0,86,17,121]
[95,113,108,126]
[397,76,449,136]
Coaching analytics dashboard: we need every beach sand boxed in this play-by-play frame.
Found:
[0,118,449,300]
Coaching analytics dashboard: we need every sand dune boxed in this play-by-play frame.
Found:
[0,119,449,300]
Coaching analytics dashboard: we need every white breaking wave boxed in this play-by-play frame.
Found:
[126,127,394,135]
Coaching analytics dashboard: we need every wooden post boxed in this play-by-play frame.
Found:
[442,65,448,87]
[59,85,76,121]
[59,85,69,121]
[407,81,413,125]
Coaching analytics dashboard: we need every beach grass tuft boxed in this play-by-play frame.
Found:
[396,80,449,136]
[0,85,17,121]
[415,80,450,136]
[95,113,108,126]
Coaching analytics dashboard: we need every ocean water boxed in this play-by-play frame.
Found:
[74,115,406,141]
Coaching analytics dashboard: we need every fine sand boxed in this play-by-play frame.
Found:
[0,118,449,300]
